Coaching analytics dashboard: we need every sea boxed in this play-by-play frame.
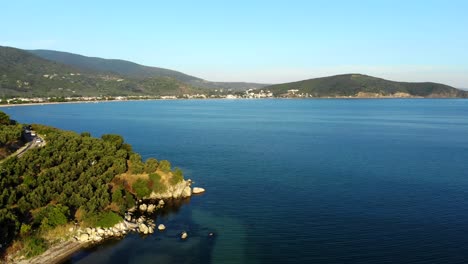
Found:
[3,99,468,264]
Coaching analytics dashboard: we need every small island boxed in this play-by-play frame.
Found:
[0,111,201,263]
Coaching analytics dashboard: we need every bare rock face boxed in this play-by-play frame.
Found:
[150,180,192,199]
[182,186,192,197]
[192,187,205,194]
[158,224,166,231]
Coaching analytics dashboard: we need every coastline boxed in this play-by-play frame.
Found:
[13,239,87,264]
[0,96,465,109]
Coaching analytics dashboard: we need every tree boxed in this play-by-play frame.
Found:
[158,160,171,172]
[144,158,159,173]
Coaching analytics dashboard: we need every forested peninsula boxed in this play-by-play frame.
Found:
[0,111,197,263]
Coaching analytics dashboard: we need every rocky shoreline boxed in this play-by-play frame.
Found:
[8,180,205,264]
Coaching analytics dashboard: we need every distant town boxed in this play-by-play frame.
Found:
[0,89,332,105]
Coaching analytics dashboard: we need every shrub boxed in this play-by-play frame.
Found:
[132,179,151,199]
[149,173,167,193]
[170,168,184,185]
[33,205,69,230]
[96,211,122,228]
[24,236,47,258]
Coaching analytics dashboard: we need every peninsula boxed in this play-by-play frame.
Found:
[0,111,200,263]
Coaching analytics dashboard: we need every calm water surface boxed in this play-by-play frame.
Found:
[4,99,468,264]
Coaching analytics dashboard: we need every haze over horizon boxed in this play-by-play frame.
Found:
[2,0,467,88]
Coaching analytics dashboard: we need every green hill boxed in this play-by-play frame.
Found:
[29,49,267,91]
[0,46,205,97]
[29,49,201,83]
[263,74,468,98]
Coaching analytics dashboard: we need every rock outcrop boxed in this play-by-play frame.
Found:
[149,179,192,199]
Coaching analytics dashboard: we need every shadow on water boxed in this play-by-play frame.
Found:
[62,198,218,264]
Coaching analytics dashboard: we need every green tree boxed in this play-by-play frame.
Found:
[144,158,159,173]
[132,179,151,198]
[158,160,171,172]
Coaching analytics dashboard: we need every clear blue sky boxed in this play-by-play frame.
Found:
[2,0,468,87]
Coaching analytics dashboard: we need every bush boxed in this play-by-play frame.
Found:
[149,173,167,193]
[170,168,184,185]
[132,179,151,199]
[24,236,47,258]
[96,211,122,228]
[33,205,69,230]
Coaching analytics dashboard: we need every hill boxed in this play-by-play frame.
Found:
[263,74,468,98]
[29,49,202,83]
[29,49,267,91]
[0,46,206,97]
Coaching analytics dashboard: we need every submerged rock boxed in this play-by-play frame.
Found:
[181,231,188,240]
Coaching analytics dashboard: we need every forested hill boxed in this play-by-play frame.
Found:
[29,49,268,91]
[0,111,185,258]
[29,49,202,83]
[263,74,468,98]
[0,46,206,97]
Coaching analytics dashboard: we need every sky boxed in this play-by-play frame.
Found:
[1,0,468,88]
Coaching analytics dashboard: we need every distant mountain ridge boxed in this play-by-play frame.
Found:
[263,74,468,98]
[29,49,267,91]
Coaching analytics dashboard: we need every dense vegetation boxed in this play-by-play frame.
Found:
[0,46,208,97]
[29,49,267,91]
[263,74,468,98]
[0,112,184,257]
[0,112,23,159]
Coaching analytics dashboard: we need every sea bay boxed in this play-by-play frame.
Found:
[4,99,468,264]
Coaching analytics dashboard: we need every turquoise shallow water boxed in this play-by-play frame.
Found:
[4,99,468,264]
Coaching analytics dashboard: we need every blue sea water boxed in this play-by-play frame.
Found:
[4,99,468,264]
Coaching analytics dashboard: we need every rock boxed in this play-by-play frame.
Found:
[182,186,192,197]
[192,187,205,194]
[85,227,92,234]
[69,227,74,232]
[139,223,149,234]
[92,234,103,242]
[158,199,165,206]
[125,214,132,222]
[158,224,166,231]
[148,226,154,234]
[77,233,89,242]
[181,231,188,240]
[97,228,105,235]
[147,204,156,213]
[139,203,148,212]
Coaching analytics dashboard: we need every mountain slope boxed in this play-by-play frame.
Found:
[29,49,201,82]
[0,46,205,97]
[29,49,267,91]
[263,74,468,98]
